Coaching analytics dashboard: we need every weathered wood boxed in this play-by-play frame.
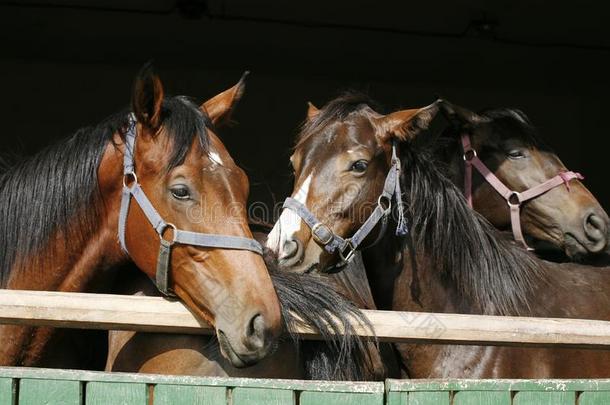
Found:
[18,378,81,405]
[453,391,511,405]
[1,289,610,348]
[0,378,14,405]
[579,392,610,405]
[85,382,148,405]
[154,384,226,405]
[513,391,576,405]
[300,391,384,405]
[232,387,294,405]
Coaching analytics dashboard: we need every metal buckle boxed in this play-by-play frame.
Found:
[159,223,177,246]
[311,222,334,246]
[338,239,356,264]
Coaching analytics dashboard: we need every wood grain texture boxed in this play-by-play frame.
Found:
[0,289,609,347]
[231,387,294,405]
[18,378,81,405]
[85,382,147,405]
[153,384,226,405]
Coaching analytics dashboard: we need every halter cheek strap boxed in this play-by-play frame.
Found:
[461,133,584,250]
[118,115,263,296]
[282,142,408,273]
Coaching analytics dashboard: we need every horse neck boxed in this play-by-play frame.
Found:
[0,136,126,367]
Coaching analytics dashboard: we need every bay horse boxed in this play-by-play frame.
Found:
[105,250,382,381]
[271,93,610,378]
[435,100,609,262]
[0,65,282,368]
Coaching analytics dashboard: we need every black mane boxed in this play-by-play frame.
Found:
[0,96,210,286]
[401,143,549,315]
[263,248,378,381]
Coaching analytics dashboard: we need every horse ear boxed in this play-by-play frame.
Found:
[373,101,440,143]
[438,99,487,126]
[306,101,320,120]
[132,63,164,131]
[202,71,248,127]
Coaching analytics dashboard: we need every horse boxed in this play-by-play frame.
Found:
[270,93,610,378]
[0,65,282,369]
[105,248,383,381]
[435,100,609,262]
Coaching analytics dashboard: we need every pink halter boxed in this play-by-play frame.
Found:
[461,133,584,250]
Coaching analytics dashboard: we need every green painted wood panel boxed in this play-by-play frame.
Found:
[153,384,226,405]
[580,392,610,405]
[232,387,293,405]
[386,391,407,405]
[408,391,450,405]
[0,378,14,405]
[85,381,147,405]
[453,391,511,405]
[514,391,575,405]
[300,391,383,405]
[18,378,80,405]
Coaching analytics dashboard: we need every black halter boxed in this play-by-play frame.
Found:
[282,142,408,273]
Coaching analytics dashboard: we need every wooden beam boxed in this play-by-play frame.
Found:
[0,289,609,348]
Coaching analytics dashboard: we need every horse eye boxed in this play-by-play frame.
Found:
[507,150,525,159]
[170,185,191,200]
[350,160,369,173]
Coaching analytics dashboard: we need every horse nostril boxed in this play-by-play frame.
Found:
[585,213,607,240]
[244,314,267,351]
[279,238,303,267]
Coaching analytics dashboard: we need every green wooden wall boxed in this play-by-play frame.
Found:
[0,367,608,404]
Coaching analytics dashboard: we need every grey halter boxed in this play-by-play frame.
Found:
[282,142,408,273]
[118,115,263,296]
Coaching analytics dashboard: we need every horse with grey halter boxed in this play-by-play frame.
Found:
[272,93,610,378]
[0,65,282,369]
[105,86,383,381]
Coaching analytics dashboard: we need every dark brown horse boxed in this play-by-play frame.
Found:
[0,66,281,368]
[274,93,610,378]
[436,101,609,262]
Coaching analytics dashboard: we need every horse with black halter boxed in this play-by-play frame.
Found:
[435,101,609,262]
[0,65,282,369]
[272,93,610,378]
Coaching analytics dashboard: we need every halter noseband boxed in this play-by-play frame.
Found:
[118,115,264,296]
[282,142,408,273]
[460,132,584,250]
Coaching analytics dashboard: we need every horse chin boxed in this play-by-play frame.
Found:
[563,233,592,262]
[216,330,271,368]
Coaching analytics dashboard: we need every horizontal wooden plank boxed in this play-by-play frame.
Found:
[0,289,609,348]
[386,378,610,392]
[0,367,384,393]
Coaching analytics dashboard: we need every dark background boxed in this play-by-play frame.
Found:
[1,1,608,213]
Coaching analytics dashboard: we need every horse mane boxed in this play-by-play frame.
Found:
[263,249,378,381]
[294,91,381,151]
[0,96,211,286]
[479,107,550,148]
[401,143,549,315]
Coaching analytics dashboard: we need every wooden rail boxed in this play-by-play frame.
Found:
[0,289,609,349]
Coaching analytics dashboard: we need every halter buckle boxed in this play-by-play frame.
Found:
[159,223,177,246]
[338,239,356,264]
[312,222,334,246]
